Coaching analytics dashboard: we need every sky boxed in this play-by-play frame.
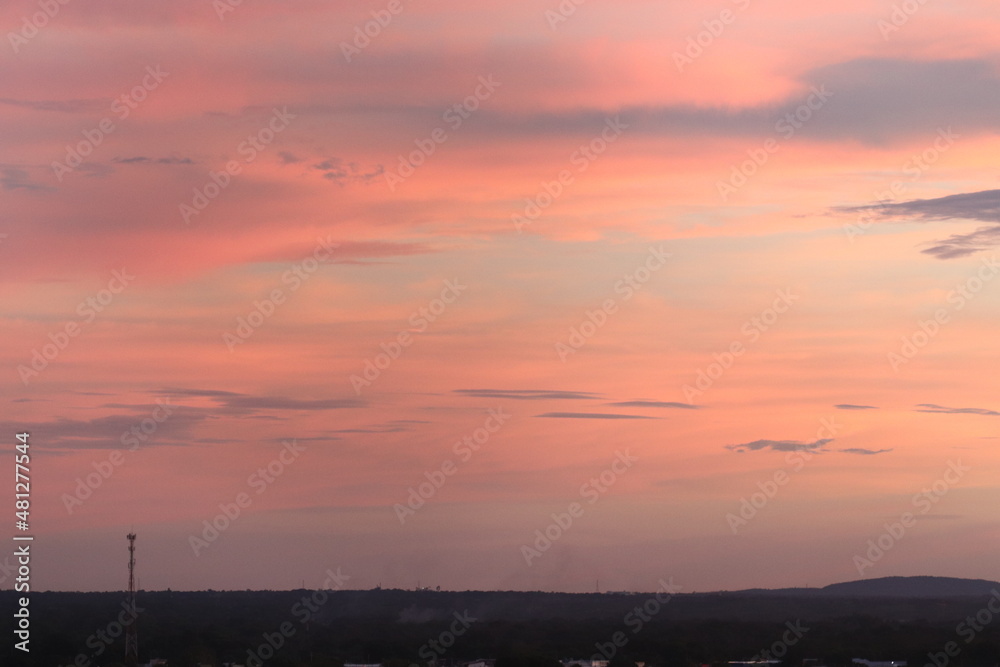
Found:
[2,0,999,594]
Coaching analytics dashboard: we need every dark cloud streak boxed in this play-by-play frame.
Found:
[456,389,600,401]
[916,403,999,416]
[839,448,893,455]
[835,189,1000,258]
[726,438,832,453]
[609,401,700,409]
[535,412,657,420]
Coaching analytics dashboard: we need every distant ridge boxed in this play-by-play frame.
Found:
[820,575,1000,598]
[9,578,1000,627]
[730,576,1000,598]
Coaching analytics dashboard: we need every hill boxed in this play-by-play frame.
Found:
[820,575,1000,598]
[731,575,1000,599]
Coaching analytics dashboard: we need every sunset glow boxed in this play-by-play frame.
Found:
[2,0,999,594]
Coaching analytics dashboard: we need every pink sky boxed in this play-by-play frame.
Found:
[2,0,1000,592]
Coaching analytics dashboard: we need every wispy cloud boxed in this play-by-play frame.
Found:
[0,97,107,113]
[112,156,196,165]
[0,410,202,451]
[608,400,700,409]
[311,157,384,185]
[535,412,657,420]
[726,438,833,453]
[0,166,52,192]
[835,404,879,410]
[329,419,424,434]
[219,396,362,411]
[916,403,999,416]
[851,189,1000,223]
[158,388,364,413]
[159,388,241,398]
[836,189,1000,258]
[923,226,1000,259]
[839,447,892,455]
[456,389,600,401]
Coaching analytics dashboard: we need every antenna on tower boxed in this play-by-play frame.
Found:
[125,533,138,667]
